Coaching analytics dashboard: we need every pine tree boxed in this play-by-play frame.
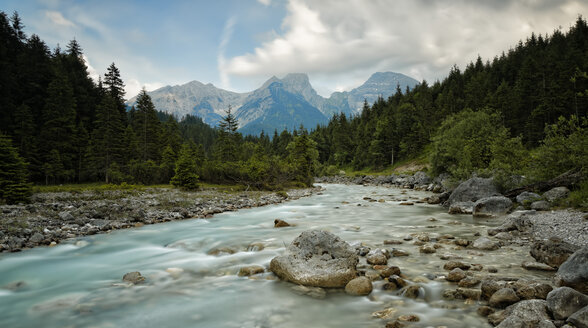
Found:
[133,89,161,162]
[0,133,31,204]
[171,142,199,190]
[92,95,125,183]
[286,135,318,186]
[103,62,126,123]
[214,105,240,161]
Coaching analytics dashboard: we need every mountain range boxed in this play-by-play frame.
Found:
[127,72,419,135]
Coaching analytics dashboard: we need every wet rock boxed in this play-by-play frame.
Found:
[391,249,409,257]
[448,201,474,214]
[399,202,414,206]
[238,265,265,277]
[383,240,403,245]
[384,320,405,328]
[419,244,436,254]
[367,249,388,265]
[446,268,467,282]
[402,235,413,241]
[402,285,421,299]
[489,288,520,308]
[454,239,471,247]
[522,261,556,271]
[554,246,588,293]
[356,245,371,256]
[269,230,358,288]
[345,276,373,296]
[373,308,397,320]
[397,314,420,322]
[459,276,481,288]
[387,275,408,289]
[473,237,500,250]
[290,285,326,299]
[543,187,570,203]
[531,200,551,211]
[427,194,442,204]
[2,281,27,291]
[375,265,401,278]
[274,219,290,228]
[568,305,588,328]
[513,281,553,300]
[122,271,145,284]
[496,300,552,328]
[446,177,499,207]
[478,305,495,316]
[473,196,513,218]
[444,261,471,271]
[247,242,265,252]
[546,287,588,320]
[494,232,513,240]
[530,238,576,268]
[516,191,541,204]
[208,247,238,256]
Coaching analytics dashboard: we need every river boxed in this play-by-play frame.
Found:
[0,184,552,328]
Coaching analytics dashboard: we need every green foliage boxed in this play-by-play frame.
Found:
[0,134,32,204]
[171,143,200,190]
[528,115,588,181]
[430,109,511,179]
[287,135,319,186]
[564,179,588,210]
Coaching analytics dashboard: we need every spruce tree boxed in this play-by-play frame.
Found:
[171,142,199,190]
[214,105,240,162]
[133,89,161,162]
[0,133,31,204]
[92,95,125,183]
[103,62,126,123]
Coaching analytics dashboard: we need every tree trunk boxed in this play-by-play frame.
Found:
[504,168,584,198]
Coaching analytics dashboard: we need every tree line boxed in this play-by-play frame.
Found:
[310,17,587,184]
[0,11,319,203]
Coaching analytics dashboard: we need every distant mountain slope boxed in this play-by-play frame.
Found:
[236,81,328,135]
[126,71,419,135]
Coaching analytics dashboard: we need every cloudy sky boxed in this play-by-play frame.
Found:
[3,0,587,98]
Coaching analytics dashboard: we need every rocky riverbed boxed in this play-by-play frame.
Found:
[0,187,317,253]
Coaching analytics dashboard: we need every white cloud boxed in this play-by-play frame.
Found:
[126,79,165,100]
[82,55,100,82]
[218,16,237,90]
[257,0,272,5]
[223,0,588,95]
[45,10,76,27]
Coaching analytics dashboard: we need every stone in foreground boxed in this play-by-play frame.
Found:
[345,276,373,295]
[555,246,588,293]
[270,230,359,287]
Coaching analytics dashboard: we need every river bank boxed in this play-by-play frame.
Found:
[0,187,318,253]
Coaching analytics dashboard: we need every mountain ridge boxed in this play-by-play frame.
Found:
[127,72,419,135]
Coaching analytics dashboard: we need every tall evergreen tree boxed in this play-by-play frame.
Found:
[0,133,31,204]
[214,105,240,162]
[103,62,126,123]
[91,95,125,183]
[133,89,161,162]
[171,142,200,190]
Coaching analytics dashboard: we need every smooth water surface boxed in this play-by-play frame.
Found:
[0,184,550,328]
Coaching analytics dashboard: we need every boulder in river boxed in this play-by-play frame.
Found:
[472,237,500,250]
[473,196,512,218]
[344,276,373,296]
[448,201,474,214]
[269,230,359,288]
[530,238,576,268]
[495,300,552,328]
[122,271,145,284]
[516,191,541,204]
[274,219,290,228]
[554,246,588,293]
[445,177,499,207]
[489,287,520,308]
[568,305,588,328]
[546,287,588,320]
[531,200,551,211]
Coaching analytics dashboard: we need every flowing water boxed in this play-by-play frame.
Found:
[0,184,552,328]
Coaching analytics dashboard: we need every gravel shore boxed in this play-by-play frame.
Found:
[0,187,318,253]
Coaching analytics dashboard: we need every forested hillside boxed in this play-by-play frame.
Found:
[312,17,587,181]
[1,11,586,205]
[0,11,319,204]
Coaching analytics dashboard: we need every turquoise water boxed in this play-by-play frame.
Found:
[0,184,548,328]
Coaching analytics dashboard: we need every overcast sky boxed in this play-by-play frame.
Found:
[3,0,587,98]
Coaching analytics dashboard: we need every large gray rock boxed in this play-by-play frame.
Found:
[495,300,553,328]
[531,200,551,211]
[546,287,588,320]
[473,237,500,250]
[555,247,588,293]
[269,230,359,287]
[409,171,431,186]
[473,196,513,218]
[568,305,588,328]
[446,177,499,207]
[543,187,570,203]
[448,201,474,214]
[516,191,541,204]
[530,239,577,268]
[489,287,520,308]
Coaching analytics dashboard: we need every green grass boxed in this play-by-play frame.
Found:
[32,182,173,193]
